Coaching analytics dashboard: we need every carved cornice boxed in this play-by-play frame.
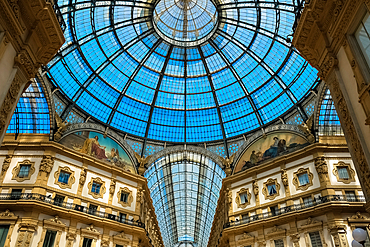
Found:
[0,0,64,64]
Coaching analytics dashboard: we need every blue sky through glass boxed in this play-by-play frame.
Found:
[48,0,318,143]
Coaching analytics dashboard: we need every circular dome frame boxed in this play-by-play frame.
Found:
[47,0,319,145]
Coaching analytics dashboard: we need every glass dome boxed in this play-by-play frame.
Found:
[48,0,318,143]
[153,0,218,45]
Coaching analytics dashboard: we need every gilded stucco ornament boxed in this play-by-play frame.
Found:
[281,169,289,188]
[0,209,15,217]
[109,180,116,195]
[289,233,300,247]
[2,155,12,175]
[314,156,329,183]
[219,154,235,177]
[0,76,22,134]
[79,168,86,185]
[39,155,54,175]
[297,115,315,143]
[252,179,259,197]
[54,112,70,142]
[134,152,152,176]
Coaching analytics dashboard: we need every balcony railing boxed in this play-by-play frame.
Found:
[0,193,144,228]
[224,195,366,229]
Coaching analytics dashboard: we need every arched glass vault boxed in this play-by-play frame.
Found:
[144,151,226,247]
[47,0,319,144]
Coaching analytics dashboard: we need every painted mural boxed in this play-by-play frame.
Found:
[234,132,309,173]
[60,131,136,174]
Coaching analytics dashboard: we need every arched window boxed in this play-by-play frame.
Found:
[317,89,344,136]
[144,151,226,247]
[7,80,50,134]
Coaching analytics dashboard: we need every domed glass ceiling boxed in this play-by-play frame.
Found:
[48,0,318,143]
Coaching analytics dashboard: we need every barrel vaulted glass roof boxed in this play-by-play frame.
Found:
[47,0,318,143]
[145,152,226,247]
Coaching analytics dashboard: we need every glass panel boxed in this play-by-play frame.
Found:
[240,192,248,204]
[82,238,93,247]
[338,167,350,179]
[18,165,30,178]
[58,171,70,184]
[46,0,319,143]
[309,231,323,247]
[355,13,370,68]
[144,152,226,247]
[298,173,309,186]
[120,193,129,203]
[268,184,277,195]
[274,239,284,247]
[0,225,9,247]
[91,182,101,193]
[42,230,57,247]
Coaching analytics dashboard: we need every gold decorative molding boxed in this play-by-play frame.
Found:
[237,232,255,245]
[235,188,252,209]
[113,231,130,246]
[38,216,66,247]
[0,75,23,137]
[1,155,12,175]
[0,209,15,218]
[87,177,106,199]
[0,209,17,247]
[54,166,75,189]
[39,155,54,175]
[281,169,288,188]
[266,225,286,241]
[79,224,100,247]
[117,187,133,207]
[262,178,280,200]
[292,168,314,191]
[79,168,87,185]
[332,161,355,184]
[348,212,370,230]
[314,156,329,183]
[109,180,116,195]
[11,159,35,182]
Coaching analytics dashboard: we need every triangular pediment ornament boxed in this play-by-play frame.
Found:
[350,211,368,220]
[114,231,129,239]
[85,224,99,233]
[0,209,15,217]
[269,225,285,234]
[45,215,65,225]
[305,217,320,225]
[238,232,254,241]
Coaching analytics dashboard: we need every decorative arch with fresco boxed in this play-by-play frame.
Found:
[58,123,138,174]
[233,128,309,174]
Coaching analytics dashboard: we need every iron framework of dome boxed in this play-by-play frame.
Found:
[47,0,319,144]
